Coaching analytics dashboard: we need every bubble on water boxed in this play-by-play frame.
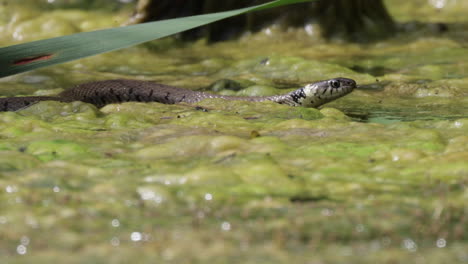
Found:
[137,188,163,204]
[111,219,120,227]
[20,236,30,246]
[355,224,365,233]
[402,238,418,252]
[304,24,315,36]
[197,211,205,219]
[221,221,231,231]
[321,208,334,216]
[53,186,60,193]
[453,121,463,128]
[6,185,18,193]
[436,238,447,248]
[142,233,152,242]
[131,232,142,242]
[381,237,391,246]
[110,237,120,246]
[204,193,213,201]
[16,245,27,255]
[429,0,447,9]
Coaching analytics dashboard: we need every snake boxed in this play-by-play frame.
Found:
[0,77,356,112]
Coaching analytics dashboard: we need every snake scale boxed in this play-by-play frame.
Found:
[0,78,356,112]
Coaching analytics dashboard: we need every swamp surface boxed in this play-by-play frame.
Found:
[0,0,467,263]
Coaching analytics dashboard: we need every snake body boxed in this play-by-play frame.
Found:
[0,78,356,112]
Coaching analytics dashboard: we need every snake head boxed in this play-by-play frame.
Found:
[300,77,357,107]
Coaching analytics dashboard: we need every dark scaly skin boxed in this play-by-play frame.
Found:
[0,78,356,112]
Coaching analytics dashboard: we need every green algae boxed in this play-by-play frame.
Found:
[1,0,468,263]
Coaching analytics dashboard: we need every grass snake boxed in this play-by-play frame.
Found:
[0,78,356,112]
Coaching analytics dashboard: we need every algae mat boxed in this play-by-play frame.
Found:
[0,0,467,263]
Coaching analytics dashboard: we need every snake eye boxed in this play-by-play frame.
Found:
[330,79,340,89]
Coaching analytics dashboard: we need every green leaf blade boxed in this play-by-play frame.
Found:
[0,0,314,78]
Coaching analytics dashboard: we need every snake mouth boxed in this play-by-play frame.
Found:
[326,78,357,98]
[334,78,357,98]
[332,77,357,91]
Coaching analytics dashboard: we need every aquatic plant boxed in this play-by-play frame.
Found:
[0,0,314,78]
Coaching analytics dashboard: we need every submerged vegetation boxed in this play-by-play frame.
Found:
[0,0,467,263]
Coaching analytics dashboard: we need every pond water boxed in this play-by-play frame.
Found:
[0,0,467,263]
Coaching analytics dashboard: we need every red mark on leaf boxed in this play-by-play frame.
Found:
[13,54,54,66]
